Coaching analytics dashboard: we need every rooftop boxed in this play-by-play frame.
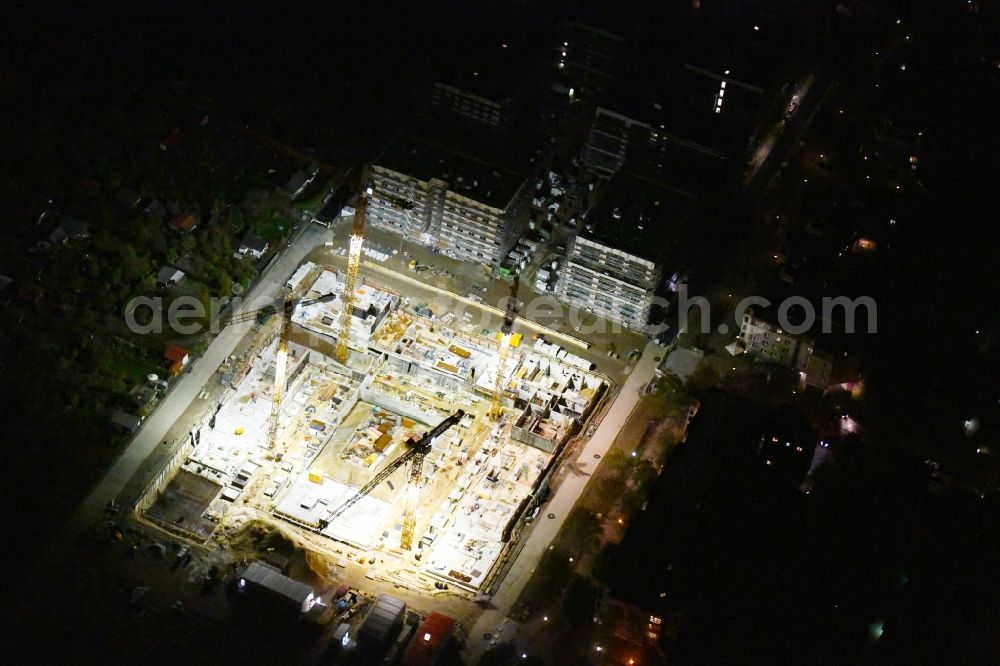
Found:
[434,39,528,103]
[168,212,198,233]
[156,265,184,285]
[580,173,691,262]
[402,612,456,665]
[163,345,189,363]
[600,61,764,160]
[241,561,314,605]
[374,134,526,210]
[239,232,268,253]
[48,216,89,245]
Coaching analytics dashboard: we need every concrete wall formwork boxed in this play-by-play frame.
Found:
[133,438,195,514]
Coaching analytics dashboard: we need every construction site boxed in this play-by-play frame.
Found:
[141,225,608,594]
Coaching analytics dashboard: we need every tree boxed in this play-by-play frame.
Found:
[562,575,598,626]
[593,543,618,582]
[532,547,573,600]
[561,508,603,555]
[630,459,659,489]
[592,473,627,509]
[479,643,545,666]
[218,271,233,297]
[687,360,721,392]
[603,448,633,476]
[655,431,679,467]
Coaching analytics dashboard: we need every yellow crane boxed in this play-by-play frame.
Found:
[227,292,335,453]
[491,279,520,421]
[335,185,369,364]
[319,411,466,551]
[399,445,426,551]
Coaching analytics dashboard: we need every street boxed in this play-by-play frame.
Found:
[464,338,664,663]
[33,212,660,664]
[34,221,332,573]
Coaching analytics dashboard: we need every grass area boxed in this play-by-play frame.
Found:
[293,188,327,211]
[106,353,162,385]
[251,211,291,244]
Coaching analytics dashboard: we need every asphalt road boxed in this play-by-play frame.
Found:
[464,338,664,662]
[35,221,332,570]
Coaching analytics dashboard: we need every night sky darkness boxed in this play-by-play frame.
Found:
[1,1,998,664]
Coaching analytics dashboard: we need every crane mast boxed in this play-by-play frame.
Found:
[267,323,289,451]
[491,279,520,421]
[320,410,465,550]
[227,293,335,452]
[335,187,368,364]
[399,447,425,550]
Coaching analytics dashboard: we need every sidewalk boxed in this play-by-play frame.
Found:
[464,339,664,662]
[32,222,331,576]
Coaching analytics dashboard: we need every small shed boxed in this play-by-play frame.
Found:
[110,411,142,434]
[168,212,199,234]
[239,561,316,615]
[156,266,185,287]
[164,345,190,375]
[358,594,406,648]
[238,232,269,259]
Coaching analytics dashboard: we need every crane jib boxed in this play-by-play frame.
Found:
[320,410,465,529]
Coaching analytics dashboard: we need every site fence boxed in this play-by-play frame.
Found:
[482,380,617,596]
[133,437,195,515]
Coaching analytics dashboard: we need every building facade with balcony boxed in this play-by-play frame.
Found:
[368,136,529,266]
[555,175,681,333]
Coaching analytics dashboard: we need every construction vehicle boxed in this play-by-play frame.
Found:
[227,292,336,452]
[335,184,369,363]
[407,258,418,271]
[490,279,520,421]
[320,410,465,550]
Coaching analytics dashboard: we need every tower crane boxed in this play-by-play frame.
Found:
[490,278,520,421]
[320,410,465,550]
[227,292,336,452]
[335,185,369,364]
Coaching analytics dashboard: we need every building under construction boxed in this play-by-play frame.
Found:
[367,135,531,266]
[140,265,606,593]
[555,174,688,333]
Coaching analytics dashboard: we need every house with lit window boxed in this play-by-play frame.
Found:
[738,306,860,391]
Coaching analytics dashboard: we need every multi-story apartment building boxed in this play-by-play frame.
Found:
[552,21,625,100]
[431,81,512,129]
[368,136,529,266]
[556,176,674,333]
[579,64,764,194]
[739,308,843,390]
[427,39,534,130]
